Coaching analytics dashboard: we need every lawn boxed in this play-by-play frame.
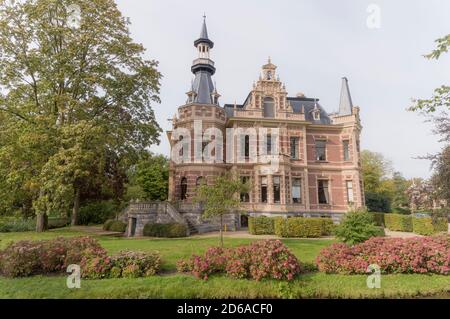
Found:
[0,228,449,299]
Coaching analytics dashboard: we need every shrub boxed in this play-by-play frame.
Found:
[0,218,35,233]
[365,191,391,212]
[412,217,435,235]
[111,250,161,277]
[334,210,382,245]
[143,223,187,238]
[81,250,161,279]
[412,216,448,235]
[384,213,413,232]
[0,237,105,278]
[321,218,335,236]
[316,236,449,275]
[248,216,275,235]
[78,200,118,225]
[103,219,115,231]
[274,217,335,238]
[178,240,301,281]
[371,212,385,227]
[107,220,127,233]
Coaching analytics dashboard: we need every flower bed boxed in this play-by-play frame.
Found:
[0,236,161,279]
[316,236,449,275]
[177,240,301,281]
[0,237,105,277]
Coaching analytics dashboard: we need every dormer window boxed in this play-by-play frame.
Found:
[313,109,321,121]
[266,70,272,80]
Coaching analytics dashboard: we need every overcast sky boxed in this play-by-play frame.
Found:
[115,0,450,179]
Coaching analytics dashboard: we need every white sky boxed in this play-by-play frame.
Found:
[115,0,450,179]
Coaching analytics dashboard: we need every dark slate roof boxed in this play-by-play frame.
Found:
[192,71,214,104]
[223,104,243,117]
[194,19,214,48]
[287,97,331,124]
[339,77,353,116]
[223,96,331,125]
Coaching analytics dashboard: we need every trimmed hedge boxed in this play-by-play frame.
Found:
[103,220,126,233]
[412,216,448,235]
[274,217,333,238]
[48,217,70,229]
[248,216,275,235]
[412,217,435,235]
[143,223,187,238]
[370,212,385,227]
[384,213,412,232]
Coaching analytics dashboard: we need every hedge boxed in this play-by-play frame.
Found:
[412,216,448,235]
[248,216,275,235]
[143,223,187,238]
[274,217,333,238]
[103,220,127,232]
[370,212,385,227]
[384,214,412,232]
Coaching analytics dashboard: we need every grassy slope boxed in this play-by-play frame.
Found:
[0,228,448,299]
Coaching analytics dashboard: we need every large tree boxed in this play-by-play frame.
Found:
[0,0,161,230]
[409,34,450,205]
[361,150,394,212]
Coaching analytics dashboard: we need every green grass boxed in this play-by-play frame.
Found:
[0,273,448,299]
[0,228,448,299]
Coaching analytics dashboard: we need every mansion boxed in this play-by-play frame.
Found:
[167,18,365,227]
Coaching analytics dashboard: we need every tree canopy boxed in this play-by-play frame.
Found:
[0,0,161,230]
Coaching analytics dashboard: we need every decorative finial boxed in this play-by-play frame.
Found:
[268,56,271,64]
[203,13,206,20]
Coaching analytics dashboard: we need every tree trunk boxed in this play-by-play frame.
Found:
[71,187,81,226]
[36,213,48,232]
[219,214,224,247]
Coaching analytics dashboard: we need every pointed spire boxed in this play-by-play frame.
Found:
[339,77,353,116]
[200,14,208,39]
[194,14,214,48]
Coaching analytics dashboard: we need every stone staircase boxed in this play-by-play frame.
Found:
[120,200,239,236]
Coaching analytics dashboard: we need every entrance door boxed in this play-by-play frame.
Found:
[240,215,249,228]
[130,218,137,237]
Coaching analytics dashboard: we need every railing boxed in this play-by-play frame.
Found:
[127,200,187,225]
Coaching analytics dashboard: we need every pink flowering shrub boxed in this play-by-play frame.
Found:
[316,236,449,275]
[81,250,161,279]
[0,237,106,278]
[178,240,301,281]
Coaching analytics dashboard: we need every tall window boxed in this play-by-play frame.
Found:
[261,176,268,203]
[273,176,281,203]
[346,181,354,204]
[318,180,329,204]
[315,140,326,161]
[292,178,302,203]
[266,134,272,154]
[290,137,299,159]
[180,177,188,200]
[343,140,350,161]
[240,176,250,202]
[263,97,275,118]
[244,135,250,158]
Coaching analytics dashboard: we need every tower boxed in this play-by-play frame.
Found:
[187,16,220,105]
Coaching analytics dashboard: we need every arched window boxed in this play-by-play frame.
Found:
[263,97,274,118]
[180,177,187,200]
